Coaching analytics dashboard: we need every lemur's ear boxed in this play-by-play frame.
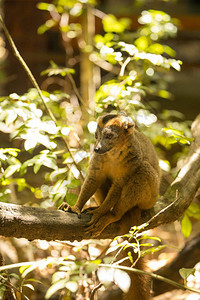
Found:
[121,116,135,130]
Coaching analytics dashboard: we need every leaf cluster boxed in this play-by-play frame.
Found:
[181,203,200,238]
[0,89,86,207]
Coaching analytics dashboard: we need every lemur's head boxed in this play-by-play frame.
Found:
[94,113,134,154]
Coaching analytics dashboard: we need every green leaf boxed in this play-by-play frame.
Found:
[181,214,192,238]
[45,279,67,299]
[128,251,133,264]
[65,281,78,293]
[65,193,77,206]
[85,262,100,274]
[169,59,182,71]
[23,283,35,291]
[97,267,114,284]
[41,60,75,77]
[10,273,20,280]
[179,268,195,280]
[37,19,57,35]
[19,265,31,275]
[139,243,153,247]
[138,235,161,242]
[33,163,42,174]
[22,152,58,174]
[21,264,38,278]
[4,163,21,178]
[114,269,131,293]
[187,202,200,214]
[103,15,130,33]
[186,203,200,221]
[162,127,193,145]
[26,278,43,285]
[67,179,81,189]
[3,148,20,157]
[37,2,55,11]
[141,245,166,256]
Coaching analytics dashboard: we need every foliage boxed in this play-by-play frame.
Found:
[181,203,200,238]
[0,89,85,207]
[179,262,200,287]
[0,229,199,299]
[93,8,192,165]
[0,0,199,299]
[37,0,96,37]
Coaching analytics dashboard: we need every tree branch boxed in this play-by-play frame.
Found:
[0,114,199,241]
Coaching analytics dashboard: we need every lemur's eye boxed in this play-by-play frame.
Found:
[105,132,114,139]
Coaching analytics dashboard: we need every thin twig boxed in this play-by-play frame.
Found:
[90,282,103,300]
[0,14,84,182]
[1,258,200,296]
[0,274,28,300]
[99,263,200,295]
[92,8,107,19]
[137,195,182,232]
[119,57,131,77]
[67,73,92,115]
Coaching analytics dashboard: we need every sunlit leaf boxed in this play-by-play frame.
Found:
[24,139,37,151]
[45,279,67,299]
[37,2,55,11]
[141,245,166,256]
[26,278,43,285]
[179,268,195,280]
[23,283,35,291]
[162,127,193,145]
[3,148,21,157]
[98,267,114,283]
[67,178,81,189]
[114,269,131,293]
[138,235,161,242]
[128,251,134,264]
[4,163,21,178]
[187,203,200,214]
[181,214,192,238]
[19,265,31,275]
[169,59,182,71]
[85,261,100,274]
[65,281,78,293]
[37,19,57,35]
[41,60,75,77]
[21,264,38,279]
[186,203,200,221]
[103,15,130,33]
[10,273,20,280]
[65,192,77,206]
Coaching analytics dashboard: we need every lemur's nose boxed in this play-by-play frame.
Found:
[94,144,101,153]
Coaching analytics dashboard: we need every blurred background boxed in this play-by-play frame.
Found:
[1,0,200,120]
[0,1,200,299]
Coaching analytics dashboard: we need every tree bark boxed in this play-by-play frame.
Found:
[0,115,200,242]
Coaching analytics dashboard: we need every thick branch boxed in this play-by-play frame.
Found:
[0,202,122,241]
[0,115,200,241]
[141,113,200,230]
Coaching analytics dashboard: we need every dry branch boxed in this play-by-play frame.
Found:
[0,115,200,241]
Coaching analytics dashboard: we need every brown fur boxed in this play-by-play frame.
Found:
[60,113,161,299]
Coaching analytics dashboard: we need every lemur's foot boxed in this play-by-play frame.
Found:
[82,206,100,214]
[59,203,82,218]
